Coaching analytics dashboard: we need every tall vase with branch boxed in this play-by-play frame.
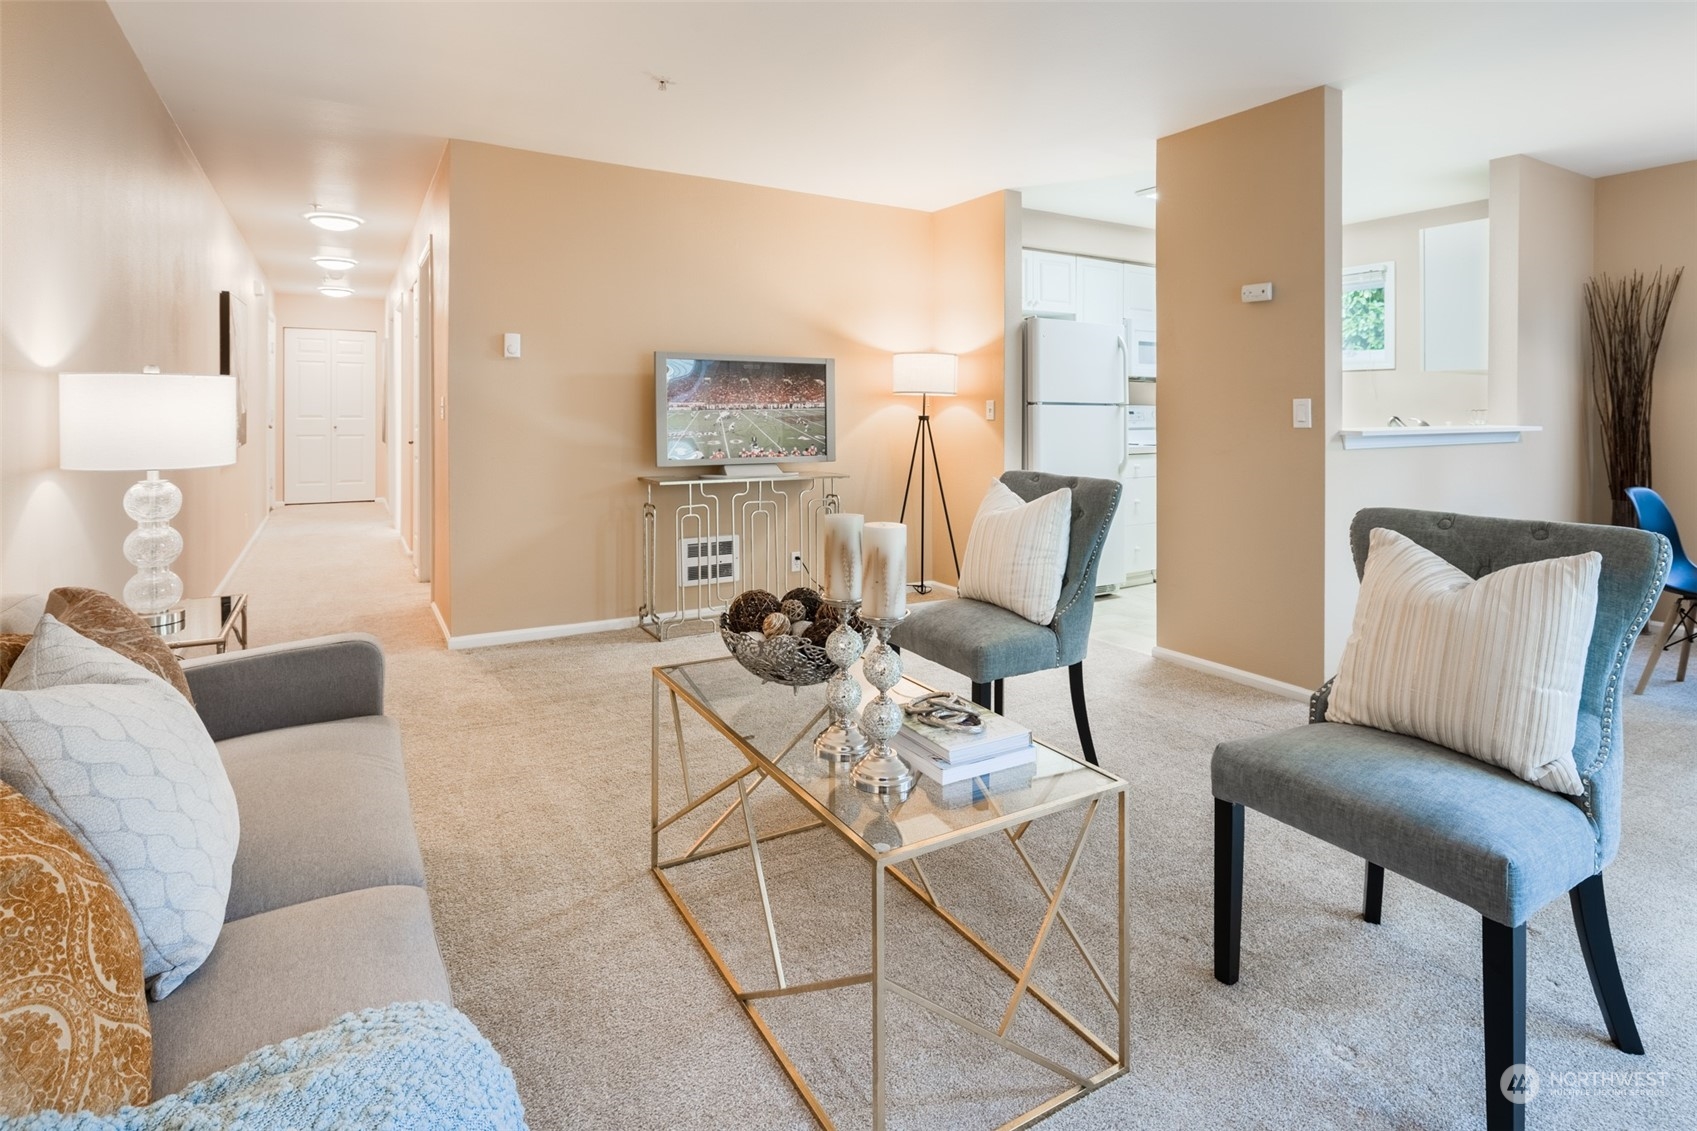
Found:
[1585,268,1683,526]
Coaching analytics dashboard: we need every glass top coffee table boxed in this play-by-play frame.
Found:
[652,656,1129,1130]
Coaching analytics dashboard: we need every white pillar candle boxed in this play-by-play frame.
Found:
[861,521,908,619]
[822,513,864,602]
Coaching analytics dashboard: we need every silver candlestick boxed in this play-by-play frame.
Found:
[813,598,870,767]
[852,613,914,798]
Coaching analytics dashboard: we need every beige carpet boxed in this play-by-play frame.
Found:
[226,502,1697,1130]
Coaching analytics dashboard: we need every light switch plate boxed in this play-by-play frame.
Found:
[986,400,996,421]
[1292,398,1313,428]
[1241,282,1274,303]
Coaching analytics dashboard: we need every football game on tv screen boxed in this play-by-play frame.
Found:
[656,354,834,467]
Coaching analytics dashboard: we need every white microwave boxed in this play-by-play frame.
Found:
[1124,314,1156,379]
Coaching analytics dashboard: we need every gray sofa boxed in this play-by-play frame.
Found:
[148,633,451,1097]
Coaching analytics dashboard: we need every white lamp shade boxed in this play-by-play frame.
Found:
[59,373,238,471]
[892,353,958,396]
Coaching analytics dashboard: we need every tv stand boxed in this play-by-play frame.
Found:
[638,473,848,640]
[703,463,795,479]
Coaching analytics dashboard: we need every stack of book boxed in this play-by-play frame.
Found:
[893,703,1037,794]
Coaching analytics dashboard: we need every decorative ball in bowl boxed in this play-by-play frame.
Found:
[719,587,844,687]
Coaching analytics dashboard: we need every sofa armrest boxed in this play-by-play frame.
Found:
[182,634,385,742]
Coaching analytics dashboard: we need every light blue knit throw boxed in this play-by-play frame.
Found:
[10,1001,528,1131]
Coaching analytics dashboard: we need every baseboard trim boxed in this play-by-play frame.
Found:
[1150,647,1313,701]
[429,601,451,647]
[213,510,272,596]
[442,614,643,651]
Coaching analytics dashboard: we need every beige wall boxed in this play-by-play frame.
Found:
[273,295,389,503]
[1,1,270,601]
[1321,156,1597,671]
[1156,87,1341,688]
[1020,209,1156,265]
[1341,200,1490,428]
[383,146,451,618]
[274,295,385,335]
[929,193,1012,586]
[1594,161,1696,552]
[431,141,1005,637]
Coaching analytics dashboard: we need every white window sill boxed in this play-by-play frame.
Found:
[1338,425,1542,450]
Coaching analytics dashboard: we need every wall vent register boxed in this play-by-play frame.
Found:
[679,535,739,586]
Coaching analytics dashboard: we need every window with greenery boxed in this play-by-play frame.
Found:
[1342,262,1395,371]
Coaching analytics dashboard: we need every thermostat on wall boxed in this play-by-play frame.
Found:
[1241,282,1273,303]
[503,333,521,358]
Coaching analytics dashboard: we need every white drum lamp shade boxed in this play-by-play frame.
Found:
[892,353,958,397]
[58,373,238,626]
[60,373,238,471]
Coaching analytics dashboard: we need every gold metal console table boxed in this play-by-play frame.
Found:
[638,473,845,640]
[651,657,1130,1130]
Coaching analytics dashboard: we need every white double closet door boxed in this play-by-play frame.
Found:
[283,328,377,503]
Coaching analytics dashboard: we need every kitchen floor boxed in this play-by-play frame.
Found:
[1090,581,1155,654]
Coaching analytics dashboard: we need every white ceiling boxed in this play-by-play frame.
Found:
[108,2,1697,300]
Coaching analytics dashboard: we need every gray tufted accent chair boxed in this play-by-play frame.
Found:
[889,470,1121,765]
[1212,508,1669,1131]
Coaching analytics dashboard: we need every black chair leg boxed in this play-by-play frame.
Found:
[1570,873,1645,1054]
[1482,917,1528,1131]
[1068,661,1098,766]
[970,682,992,710]
[1364,862,1384,924]
[993,678,1005,716]
[1214,799,1244,985]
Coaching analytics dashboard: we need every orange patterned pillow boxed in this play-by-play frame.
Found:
[44,587,193,703]
[0,782,151,1115]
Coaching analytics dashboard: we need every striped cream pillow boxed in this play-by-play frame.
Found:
[957,480,1072,625]
[1326,527,1600,795]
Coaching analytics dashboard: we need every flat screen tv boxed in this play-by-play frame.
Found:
[655,352,835,471]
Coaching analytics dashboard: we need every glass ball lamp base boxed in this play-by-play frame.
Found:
[121,472,186,630]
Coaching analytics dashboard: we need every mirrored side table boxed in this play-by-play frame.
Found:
[155,593,248,654]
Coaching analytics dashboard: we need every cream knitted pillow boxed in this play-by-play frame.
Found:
[1326,527,1601,795]
[956,480,1072,626]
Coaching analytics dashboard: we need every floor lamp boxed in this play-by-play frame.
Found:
[893,353,959,595]
[59,371,238,630]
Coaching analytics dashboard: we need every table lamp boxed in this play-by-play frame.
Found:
[892,352,959,594]
[59,371,238,630]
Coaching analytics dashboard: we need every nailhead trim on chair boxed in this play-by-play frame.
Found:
[1051,481,1123,623]
[1584,534,1671,872]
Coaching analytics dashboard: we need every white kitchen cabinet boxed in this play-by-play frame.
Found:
[1123,263,1156,314]
[1077,256,1125,328]
[1121,451,1157,585]
[1023,249,1079,315]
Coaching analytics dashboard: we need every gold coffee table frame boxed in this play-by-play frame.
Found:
[651,657,1130,1130]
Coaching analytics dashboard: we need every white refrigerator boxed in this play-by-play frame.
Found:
[1023,317,1129,590]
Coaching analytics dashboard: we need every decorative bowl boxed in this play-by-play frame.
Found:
[719,613,838,687]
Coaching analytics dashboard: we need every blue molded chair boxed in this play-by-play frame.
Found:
[889,471,1120,765]
[1626,487,1697,693]
[1212,509,1668,1131]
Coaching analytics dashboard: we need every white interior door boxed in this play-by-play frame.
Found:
[284,327,377,503]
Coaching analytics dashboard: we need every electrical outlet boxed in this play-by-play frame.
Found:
[790,551,804,573]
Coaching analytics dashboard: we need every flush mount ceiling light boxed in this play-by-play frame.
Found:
[318,279,354,298]
[312,253,358,272]
[1135,186,1159,201]
[303,209,364,232]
